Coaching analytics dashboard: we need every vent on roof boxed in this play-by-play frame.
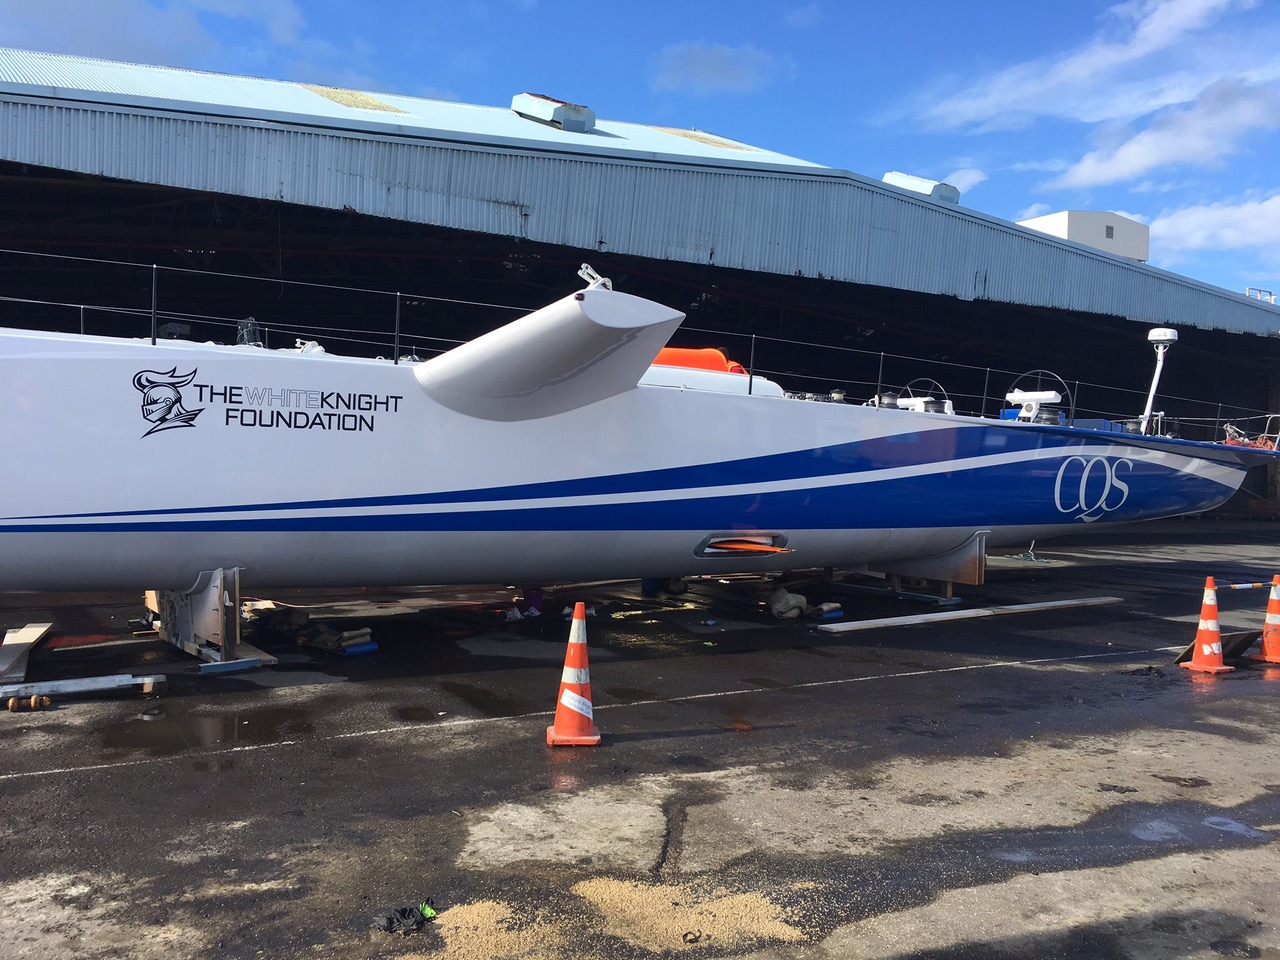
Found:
[882,171,961,204]
[511,92,596,133]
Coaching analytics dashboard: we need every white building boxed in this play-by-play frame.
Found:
[1018,210,1150,263]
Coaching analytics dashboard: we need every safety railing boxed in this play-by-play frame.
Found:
[1,246,1276,446]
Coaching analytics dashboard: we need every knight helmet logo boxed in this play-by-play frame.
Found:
[133,368,204,437]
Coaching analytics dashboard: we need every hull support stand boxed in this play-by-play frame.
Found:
[813,531,990,607]
[147,567,276,671]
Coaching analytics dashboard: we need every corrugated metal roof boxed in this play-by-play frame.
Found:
[1,47,1278,337]
[0,47,822,173]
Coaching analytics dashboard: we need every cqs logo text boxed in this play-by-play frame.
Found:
[1054,455,1133,522]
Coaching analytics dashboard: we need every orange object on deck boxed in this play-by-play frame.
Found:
[654,347,746,374]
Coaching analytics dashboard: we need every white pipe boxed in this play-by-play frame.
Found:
[1139,343,1169,435]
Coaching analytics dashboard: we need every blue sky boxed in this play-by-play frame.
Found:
[2,0,1278,296]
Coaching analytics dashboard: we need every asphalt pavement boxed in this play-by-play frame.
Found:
[1,517,1278,960]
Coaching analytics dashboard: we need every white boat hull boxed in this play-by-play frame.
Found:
[2,285,1273,592]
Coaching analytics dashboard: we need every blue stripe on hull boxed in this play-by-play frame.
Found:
[3,421,1252,526]
[0,454,1234,533]
[13,425,987,520]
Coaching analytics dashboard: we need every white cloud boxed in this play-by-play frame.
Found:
[1149,193,1280,250]
[784,2,821,28]
[944,167,987,193]
[652,42,785,96]
[0,0,317,70]
[1111,0,1252,54]
[1009,158,1070,173]
[1110,208,1151,224]
[1018,203,1053,220]
[188,0,304,45]
[1131,178,1201,193]
[0,0,219,65]
[1050,78,1280,187]
[916,0,1254,131]
[0,0,402,92]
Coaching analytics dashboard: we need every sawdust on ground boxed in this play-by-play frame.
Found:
[400,879,805,959]
[572,877,804,952]
[403,900,563,960]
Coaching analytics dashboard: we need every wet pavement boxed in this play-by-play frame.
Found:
[1,518,1278,960]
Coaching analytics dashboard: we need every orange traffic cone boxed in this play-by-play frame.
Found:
[546,602,601,747]
[1181,577,1234,674]
[1250,575,1280,665]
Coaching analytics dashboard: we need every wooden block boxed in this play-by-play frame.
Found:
[0,623,54,681]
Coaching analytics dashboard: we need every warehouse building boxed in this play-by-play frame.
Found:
[0,46,1276,499]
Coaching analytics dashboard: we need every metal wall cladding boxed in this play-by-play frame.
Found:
[4,97,1279,336]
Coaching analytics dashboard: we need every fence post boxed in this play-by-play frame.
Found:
[150,264,157,345]
[747,334,756,395]
[393,292,401,364]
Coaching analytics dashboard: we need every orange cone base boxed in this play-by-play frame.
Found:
[1180,660,1234,675]
[546,724,600,747]
[1249,651,1280,665]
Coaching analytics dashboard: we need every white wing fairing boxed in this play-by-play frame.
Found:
[1,276,1277,595]
[414,285,684,421]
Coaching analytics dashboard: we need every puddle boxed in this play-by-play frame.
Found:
[1132,820,1185,842]
[439,680,538,717]
[101,704,314,756]
[1203,816,1269,839]
[653,611,770,634]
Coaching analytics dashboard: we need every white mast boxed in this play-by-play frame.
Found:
[1139,328,1178,435]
